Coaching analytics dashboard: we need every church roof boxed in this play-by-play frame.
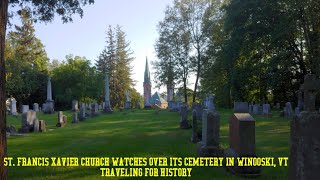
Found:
[150,92,167,104]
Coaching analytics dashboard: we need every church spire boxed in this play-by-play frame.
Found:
[144,56,150,84]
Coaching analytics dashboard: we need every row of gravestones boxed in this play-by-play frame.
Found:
[8,100,42,116]
[184,74,320,178]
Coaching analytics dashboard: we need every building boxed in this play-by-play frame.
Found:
[150,92,168,109]
[143,57,152,108]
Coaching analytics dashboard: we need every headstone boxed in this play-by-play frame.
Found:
[33,103,39,112]
[19,110,37,133]
[262,104,271,116]
[252,104,259,115]
[72,112,78,123]
[39,120,46,132]
[225,113,261,176]
[104,74,113,113]
[208,95,215,111]
[56,111,67,127]
[79,107,86,121]
[248,104,253,114]
[9,98,18,115]
[33,119,40,132]
[191,109,200,143]
[180,103,190,129]
[289,74,320,179]
[43,77,55,114]
[21,105,29,113]
[72,100,79,112]
[233,102,249,113]
[91,102,99,116]
[197,110,223,157]
[285,102,293,118]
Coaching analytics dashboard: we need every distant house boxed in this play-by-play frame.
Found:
[150,92,168,109]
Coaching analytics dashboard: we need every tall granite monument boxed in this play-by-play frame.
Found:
[43,77,54,114]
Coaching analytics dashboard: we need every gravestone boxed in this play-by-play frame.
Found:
[33,119,40,132]
[197,110,223,157]
[225,113,261,176]
[191,109,200,143]
[19,110,37,133]
[262,104,271,116]
[72,112,78,123]
[21,105,29,113]
[9,98,18,115]
[208,94,215,111]
[248,104,253,114]
[72,100,79,112]
[252,104,260,115]
[289,74,320,179]
[43,77,54,114]
[180,103,190,129]
[285,102,293,118]
[79,107,86,121]
[56,111,67,127]
[39,120,46,132]
[91,102,99,116]
[233,102,249,113]
[104,74,113,113]
[33,103,39,112]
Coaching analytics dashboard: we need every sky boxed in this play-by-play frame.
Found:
[8,0,175,95]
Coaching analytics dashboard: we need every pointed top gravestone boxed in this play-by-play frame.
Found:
[44,77,54,114]
[104,73,113,113]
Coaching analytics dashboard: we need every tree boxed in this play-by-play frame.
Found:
[0,1,94,178]
[154,5,192,103]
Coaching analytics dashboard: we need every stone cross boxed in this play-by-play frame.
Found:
[301,74,320,112]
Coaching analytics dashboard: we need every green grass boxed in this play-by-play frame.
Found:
[6,108,289,179]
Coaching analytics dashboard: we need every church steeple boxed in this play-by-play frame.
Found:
[144,57,151,84]
[143,56,152,108]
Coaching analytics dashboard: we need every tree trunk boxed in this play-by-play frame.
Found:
[0,0,8,179]
[192,47,201,102]
[183,77,187,103]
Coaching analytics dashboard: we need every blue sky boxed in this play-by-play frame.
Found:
[9,0,174,95]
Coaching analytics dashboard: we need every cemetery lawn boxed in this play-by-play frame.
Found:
[7,109,289,180]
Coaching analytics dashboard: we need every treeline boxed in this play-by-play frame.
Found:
[5,12,142,110]
[154,0,320,107]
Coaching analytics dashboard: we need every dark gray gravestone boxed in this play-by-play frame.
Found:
[289,74,320,180]
[225,113,261,177]
[234,102,249,113]
[197,110,223,157]
[191,109,200,143]
[180,103,190,129]
[252,104,259,115]
[262,104,271,116]
[72,112,78,123]
[285,102,293,118]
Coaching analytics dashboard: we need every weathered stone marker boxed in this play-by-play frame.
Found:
[289,74,320,179]
[262,104,271,116]
[10,98,18,115]
[234,102,249,113]
[191,109,200,143]
[72,100,79,112]
[180,103,190,129]
[284,102,293,118]
[56,111,67,127]
[39,120,46,132]
[72,112,78,123]
[225,113,261,176]
[19,110,37,133]
[197,110,223,157]
[33,103,39,112]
